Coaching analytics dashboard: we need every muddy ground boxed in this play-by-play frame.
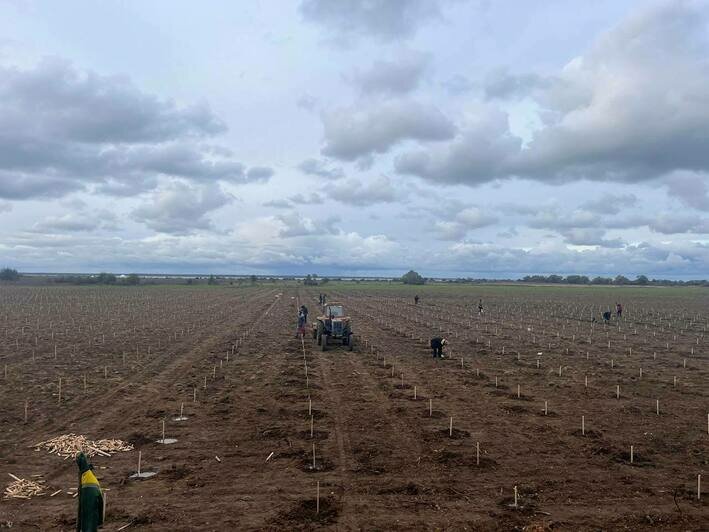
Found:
[0,284,707,530]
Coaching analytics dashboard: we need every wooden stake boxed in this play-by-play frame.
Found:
[476,441,480,465]
[310,415,314,438]
[544,401,548,416]
[581,415,585,436]
[656,399,660,416]
[316,481,320,514]
[699,474,702,500]
[193,387,197,403]
[58,377,62,404]
[616,385,620,399]
[513,485,518,508]
[630,445,634,464]
[312,443,316,469]
[449,417,453,437]
[137,451,142,476]
[24,400,28,423]
[414,386,417,400]
[429,398,432,417]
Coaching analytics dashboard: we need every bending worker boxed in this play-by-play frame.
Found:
[430,337,448,358]
[76,451,104,532]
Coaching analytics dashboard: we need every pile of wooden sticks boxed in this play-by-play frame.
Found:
[4,474,46,499]
[35,433,133,459]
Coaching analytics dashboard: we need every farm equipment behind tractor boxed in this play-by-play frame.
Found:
[312,302,353,351]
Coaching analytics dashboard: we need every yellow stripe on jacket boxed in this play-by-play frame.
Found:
[81,470,101,490]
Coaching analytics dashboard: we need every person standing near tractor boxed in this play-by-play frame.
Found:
[616,302,623,319]
[75,452,104,532]
[296,308,307,338]
[414,295,419,305]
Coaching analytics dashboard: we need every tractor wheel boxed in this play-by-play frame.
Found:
[348,334,354,351]
[320,334,327,351]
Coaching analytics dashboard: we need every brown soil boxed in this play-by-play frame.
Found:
[0,285,707,530]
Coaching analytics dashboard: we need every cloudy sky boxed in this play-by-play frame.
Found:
[1,0,708,278]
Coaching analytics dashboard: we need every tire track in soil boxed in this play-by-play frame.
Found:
[311,338,444,528]
[1,289,283,530]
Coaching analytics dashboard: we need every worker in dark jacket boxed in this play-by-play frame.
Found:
[414,295,419,305]
[76,452,104,532]
[300,304,308,322]
[602,311,611,323]
[430,337,447,358]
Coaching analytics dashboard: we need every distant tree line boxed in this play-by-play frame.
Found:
[0,267,20,281]
[519,274,708,286]
[53,273,141,285]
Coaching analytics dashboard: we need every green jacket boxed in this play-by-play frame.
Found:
[76,452,104,532]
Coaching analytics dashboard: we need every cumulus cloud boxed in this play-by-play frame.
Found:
[31,212,117,233]
[322,100,455,161]
[397,2,709,187]
[132,181,234,234]
[395,107,520,184]
[348,52,429,95]
[327,176,400,205]
[446,239,709,277]
[483,68,550,100]
[297,158,344,179]
[246,166,275,181]
[289,192,325,205]
[300,0,450,42]
[262,199,292,209]
[519,1,709,182]
[665,171,709,211]
[432,206,498,240]
[560,228,625,248]
[648,213,709,234]
[580,193,638,215]
[0,59,263,200]
[0,201,12,213]
[277,211,339,237]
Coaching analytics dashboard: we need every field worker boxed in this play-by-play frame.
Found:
[414,295,419,305]
[603,311,611,323]
[430,337,447,358]
[296,309,307,338]
[76,452,104,532]
[616,302,623,319]
[318,293,323,305]
[478,299,484,315]
[300,304,309,322]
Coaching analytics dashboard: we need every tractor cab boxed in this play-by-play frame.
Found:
[324,304,344,318]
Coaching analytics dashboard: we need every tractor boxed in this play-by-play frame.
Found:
[312,302,353,351]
